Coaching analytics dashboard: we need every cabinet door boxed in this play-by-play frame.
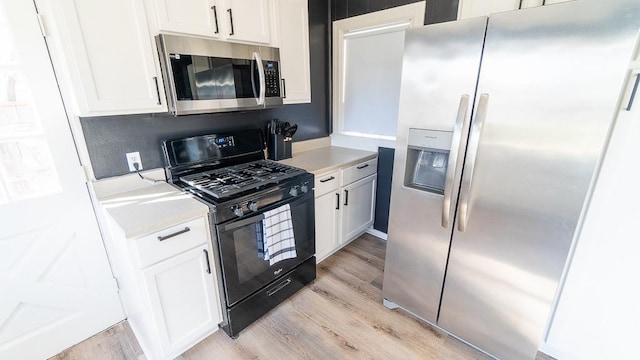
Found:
[143,245,221,358]
[41,0,166,116]
[315,191,340,262]
[275,0,311,104]
[458,0,519,19]
[224,0,271,43]
[341,174,376,244]
[153,0,222,38]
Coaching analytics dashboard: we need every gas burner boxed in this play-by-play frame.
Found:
[178,160,306,199]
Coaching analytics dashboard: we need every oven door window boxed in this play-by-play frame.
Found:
[217,194,314,306]
[169,54,259,100]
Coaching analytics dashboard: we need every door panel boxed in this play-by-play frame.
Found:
[143,245,220,358]
[0,1,124,358]
[382,17,487,324]
[439,2,640,359]
[341,175,376,243]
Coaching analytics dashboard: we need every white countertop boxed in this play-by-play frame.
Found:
[279,146,377,175]
[94,145,376,238]
[100,182,209,239]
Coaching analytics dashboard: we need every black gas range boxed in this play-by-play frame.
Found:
[163,129,316,338]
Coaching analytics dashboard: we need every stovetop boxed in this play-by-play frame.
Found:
[178,159,306,200]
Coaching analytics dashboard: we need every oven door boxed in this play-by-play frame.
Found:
[216,192,315,306]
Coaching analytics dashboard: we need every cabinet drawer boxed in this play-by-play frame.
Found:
[134,217,209,268]
[341,158,377,186]
[315,170,341,197]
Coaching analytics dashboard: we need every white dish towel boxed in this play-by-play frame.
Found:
[261,203,297,265]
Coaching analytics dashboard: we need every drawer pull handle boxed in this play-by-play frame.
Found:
[356,164,369,170]
[268,278,292,297]
[344,190,349,206]
[320,176,335,183]
[157,227,190,241]
[203,249,211,274]
[336,193,340,210]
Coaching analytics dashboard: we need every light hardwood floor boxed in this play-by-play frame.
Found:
[51,234,556,360]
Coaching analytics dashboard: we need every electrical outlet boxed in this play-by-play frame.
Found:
[126,152,142,172]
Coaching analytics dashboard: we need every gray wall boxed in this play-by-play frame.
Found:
[82,0,330,179]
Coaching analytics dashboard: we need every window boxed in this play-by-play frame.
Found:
[332,2,425,150]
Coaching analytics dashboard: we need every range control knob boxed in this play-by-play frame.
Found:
[289,186,299,197]
[248,201,258,212]
[300,183,309,193]
[232,206,244,217]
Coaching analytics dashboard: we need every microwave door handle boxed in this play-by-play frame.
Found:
[253,52,266,106]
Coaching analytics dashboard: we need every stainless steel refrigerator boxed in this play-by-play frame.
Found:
[382,1,640,359]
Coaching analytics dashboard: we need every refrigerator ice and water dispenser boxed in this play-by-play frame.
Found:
[404,128,452,195]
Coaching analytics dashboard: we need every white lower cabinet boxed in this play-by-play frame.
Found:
[107,215,222,360]
[315,172,341,261]
[143,245,221,358]
[341,174,376,242]
[314,158,377,262]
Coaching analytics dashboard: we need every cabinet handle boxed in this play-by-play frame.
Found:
[344,190,349,206]
[542,0,546,5]
[281,78,287,98]
[153,76,161,105]
[203,249,211,274]
[211,6,219,34]
[157,226,190,241]
[356,164,369,170]
[320,176,335,183]
[335,193,340,210]
[518,0,523,9]
[227,8,235,36]
[626,73,640,111]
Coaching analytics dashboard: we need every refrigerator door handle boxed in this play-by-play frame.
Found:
[458,93,489,232]
[442,94,471,228]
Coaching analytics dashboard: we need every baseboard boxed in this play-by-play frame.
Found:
[366,228,387,240]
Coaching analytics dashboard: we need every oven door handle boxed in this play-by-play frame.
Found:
[222,213,265,232]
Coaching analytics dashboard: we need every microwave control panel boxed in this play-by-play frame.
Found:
[264,61,281,97]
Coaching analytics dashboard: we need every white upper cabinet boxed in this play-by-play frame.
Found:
[272,0,311,104]
[225,0,271,43]
[152,0,222,38]
[38,0,166,116]
[150,0,271,44]
[458,0,573,19]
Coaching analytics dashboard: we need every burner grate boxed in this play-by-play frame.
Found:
[179,160,305,199]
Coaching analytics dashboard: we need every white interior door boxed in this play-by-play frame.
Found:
[0,1,124,359]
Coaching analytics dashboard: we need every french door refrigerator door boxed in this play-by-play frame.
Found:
[382,16,487,323]
[438,1,640,359]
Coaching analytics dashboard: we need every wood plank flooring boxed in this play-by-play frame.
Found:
[51,233,556,360]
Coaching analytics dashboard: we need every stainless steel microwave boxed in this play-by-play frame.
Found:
[156,34,284,115]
